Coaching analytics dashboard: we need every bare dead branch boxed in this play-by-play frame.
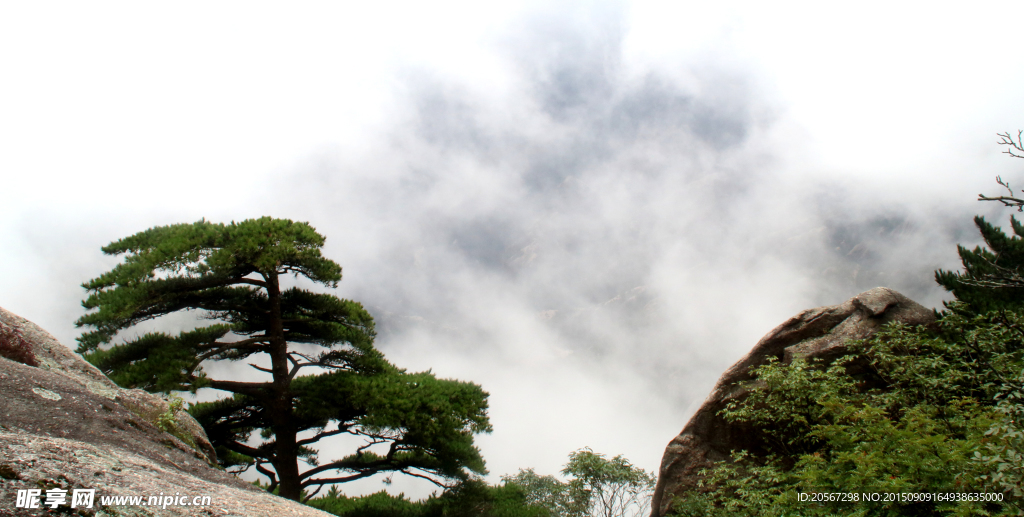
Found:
[998,131,1024,159]
[979,132,1024,210]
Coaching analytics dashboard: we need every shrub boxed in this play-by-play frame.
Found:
[307,480,548,517]
[671,305,1024,516]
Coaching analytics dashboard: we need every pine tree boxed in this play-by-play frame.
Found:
[935,131,1024,315]
[935,215,1024,315]
[76,217,491,501]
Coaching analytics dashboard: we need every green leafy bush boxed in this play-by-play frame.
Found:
[672,304,1024,516]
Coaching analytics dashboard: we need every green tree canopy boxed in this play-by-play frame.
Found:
[934,215,1024,315]
[501,448,655,517]
[75,217,491,501]
[308,480,550,517]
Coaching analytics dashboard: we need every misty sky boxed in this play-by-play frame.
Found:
[3,1,1024,500]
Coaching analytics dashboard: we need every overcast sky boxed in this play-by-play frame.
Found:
[3,0,1024,500]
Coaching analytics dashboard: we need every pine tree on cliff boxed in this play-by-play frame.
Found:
[75,217,491,502]
[936,131,1024,315]
[935,215,1024,314]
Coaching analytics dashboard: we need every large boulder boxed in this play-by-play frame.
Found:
[650,287,936,517]
[0,307,333,517]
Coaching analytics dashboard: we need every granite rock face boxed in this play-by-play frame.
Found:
[650,287,936,517]
[0,307,332,517]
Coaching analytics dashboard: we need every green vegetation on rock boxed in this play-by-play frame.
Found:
[671,139,1024,516]
[673,309,1022,515]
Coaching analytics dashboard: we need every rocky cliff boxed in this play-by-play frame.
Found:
[0,307,332,517]
[650,287,936,516]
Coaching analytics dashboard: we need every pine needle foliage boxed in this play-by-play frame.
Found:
[75,217,491,501]
[935,215,1024,315]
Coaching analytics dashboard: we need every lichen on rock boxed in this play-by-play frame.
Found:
[0,307,332,517]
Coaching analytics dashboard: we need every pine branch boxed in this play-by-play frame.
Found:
[248,363,273,374]
[299,471,378,489]
[199,338,268,351]
[296,437,421,482]
[224,440,272,460]
[396,468,457,488]
[207,379,273,397]
[955,252,1024,289]
[255,460,279,493]
[296,426,349,447]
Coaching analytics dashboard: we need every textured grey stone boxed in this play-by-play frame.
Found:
[0,307,332,517]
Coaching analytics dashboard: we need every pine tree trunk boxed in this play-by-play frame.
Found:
[274,410,302,500]
[266,270,303,501]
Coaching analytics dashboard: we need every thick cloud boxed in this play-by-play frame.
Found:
[250,7,1000,497]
